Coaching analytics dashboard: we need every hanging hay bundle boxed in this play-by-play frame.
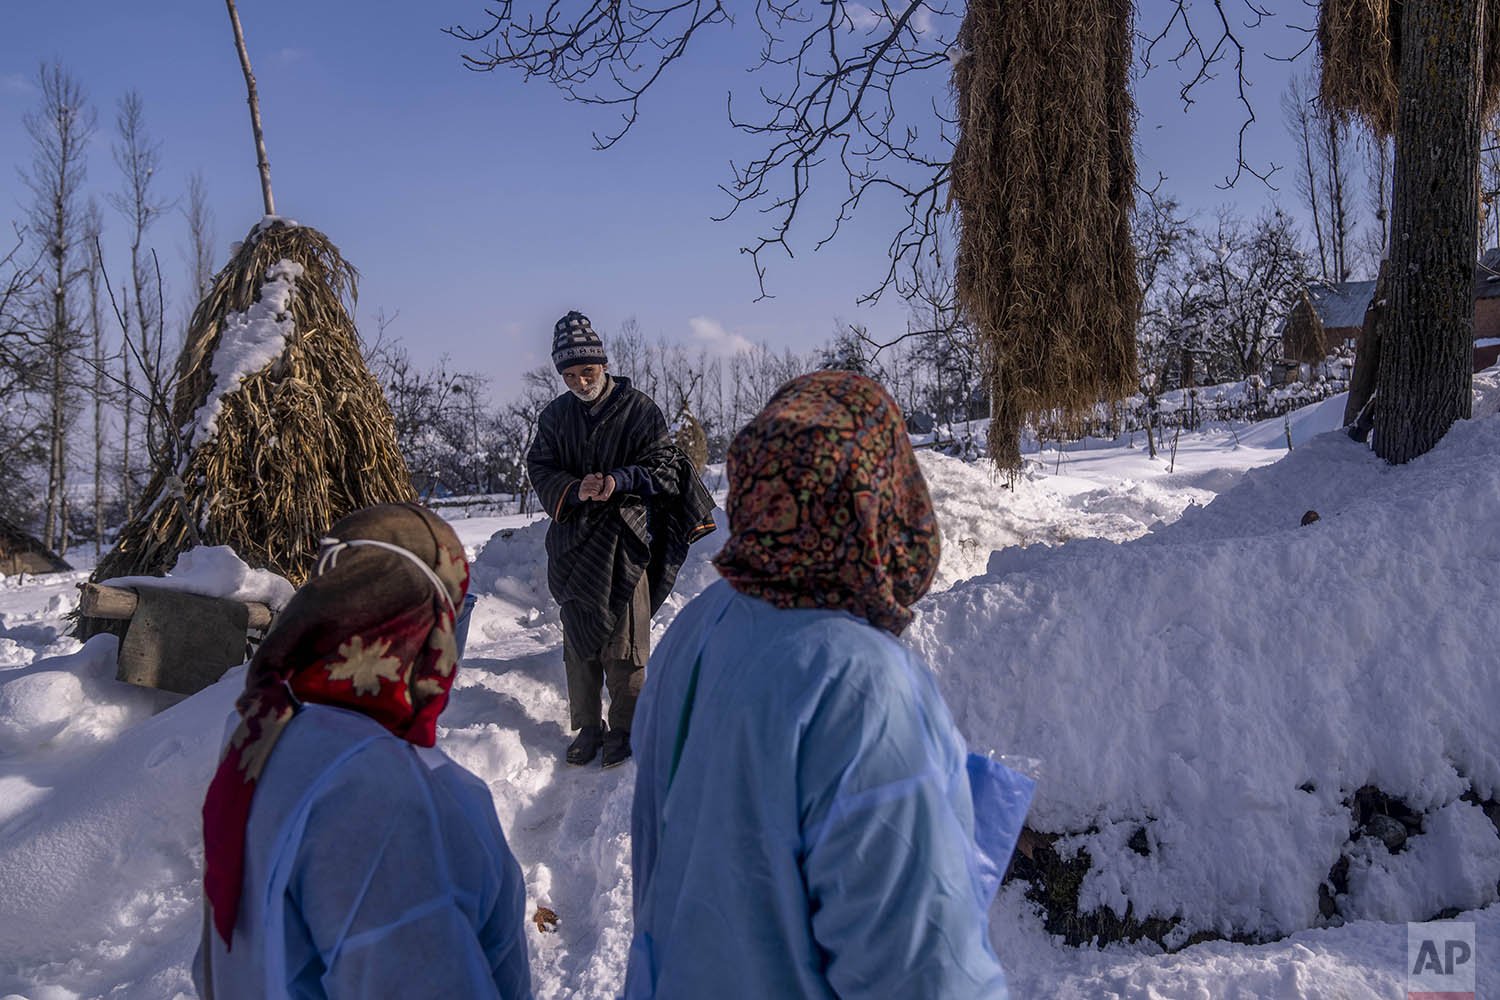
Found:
[952,0,1140,469]
[1318,0,1500,134]
[88,220,414,603]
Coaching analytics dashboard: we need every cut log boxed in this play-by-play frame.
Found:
[80,582,274,630]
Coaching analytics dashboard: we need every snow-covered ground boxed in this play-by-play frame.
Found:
[1,386,1497,998]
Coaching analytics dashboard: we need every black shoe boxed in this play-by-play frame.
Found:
[567,725,604,766]
[601,729,632,769]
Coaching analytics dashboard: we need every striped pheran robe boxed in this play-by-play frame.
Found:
[526,377,716,658]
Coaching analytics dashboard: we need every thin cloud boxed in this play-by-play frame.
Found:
[846,4,936,35]
[687,316,754,357]
[274,48,310,64]
[1,74,35,95]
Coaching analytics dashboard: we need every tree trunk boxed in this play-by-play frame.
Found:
[1374,0,1482,464]
[43,196,68,553]
[1345,260,1387,431]
[50,327,67,553]
[92,249,103,555]
[1326,117,1351,281]
[122,294,134,521]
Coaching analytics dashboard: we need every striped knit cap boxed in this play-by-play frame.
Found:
[551,310,608,372]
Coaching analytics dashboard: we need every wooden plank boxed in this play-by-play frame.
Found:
[80,582,273,629]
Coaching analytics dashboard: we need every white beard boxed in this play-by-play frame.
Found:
[571,378,607,403]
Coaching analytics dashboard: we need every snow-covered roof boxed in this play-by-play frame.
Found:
[1305,280,1376,330]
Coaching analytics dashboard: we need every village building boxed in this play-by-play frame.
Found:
[1278,248,1500,382]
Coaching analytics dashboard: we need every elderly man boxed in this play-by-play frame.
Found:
[526,311,715,769]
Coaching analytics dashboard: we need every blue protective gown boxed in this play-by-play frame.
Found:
[627,580,1010,999]
[194,703,533,1000]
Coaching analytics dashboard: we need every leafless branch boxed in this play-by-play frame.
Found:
[449,1,961,301]
[1138,0,1284,188]
[93,234,184,472]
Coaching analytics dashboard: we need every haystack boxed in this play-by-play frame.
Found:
[951,0,1141,469]
[1283,289,1329,365]
[87,220,413,611]
[1318,0,1500,133]
[671,409,710,475]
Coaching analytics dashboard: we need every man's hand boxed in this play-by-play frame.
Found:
[579,473,616,502]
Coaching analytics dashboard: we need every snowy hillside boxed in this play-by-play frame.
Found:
[1,389,1498,998]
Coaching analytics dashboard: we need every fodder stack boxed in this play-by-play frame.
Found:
[90,221,413,603]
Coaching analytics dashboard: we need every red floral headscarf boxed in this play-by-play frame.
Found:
[713,371,940,635]
[201,503,470,946]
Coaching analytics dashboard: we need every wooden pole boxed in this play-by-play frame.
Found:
[225,0,276,217]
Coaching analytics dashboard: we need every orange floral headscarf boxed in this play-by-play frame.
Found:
[713,371,940,635]
[201,503,469,946]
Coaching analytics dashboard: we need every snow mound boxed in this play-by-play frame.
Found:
[909,416,1500,939]
[0,635,166,756]
[0,656,242,997]
[102,545,295,610]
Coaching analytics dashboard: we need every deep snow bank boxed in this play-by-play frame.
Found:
[908,410,1500,940]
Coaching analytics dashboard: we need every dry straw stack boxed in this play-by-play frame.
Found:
[952,0,1140,469]
[1318,0,1500,133]
[89,221,413,605]
[1283,289,1329,365]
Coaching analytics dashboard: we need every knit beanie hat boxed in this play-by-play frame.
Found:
[551,311,608,372]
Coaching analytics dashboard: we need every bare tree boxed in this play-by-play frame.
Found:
[510,366,559,512]
[1131,194,1200,456]
[1283,69,1356,283]
[1319,110,1355,281]
[0,231,48,524]
[609,316,655,398]
[183,169,218,299]
[1186,207,1310,383]
[22,63,96,553]
[1284,72,1329,279]
[110,90,170,488]
[1360,129,1394,266]
[83,200,108,554]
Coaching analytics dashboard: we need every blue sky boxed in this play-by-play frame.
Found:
[0,1,1318,399]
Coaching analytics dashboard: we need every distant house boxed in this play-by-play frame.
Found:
[1474,247,1500,369]
[1279,280,1377,365]
[0,516,71,576]
[1280,251,1500,376]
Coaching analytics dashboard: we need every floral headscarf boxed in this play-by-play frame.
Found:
[713,371,940,635]
[201,503,470,946]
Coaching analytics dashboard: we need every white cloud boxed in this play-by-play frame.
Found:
[847,4,882,31]
[847,3,937,36]
[275,48,310,64]
[1,74,35,95]
[687,316,754,357]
